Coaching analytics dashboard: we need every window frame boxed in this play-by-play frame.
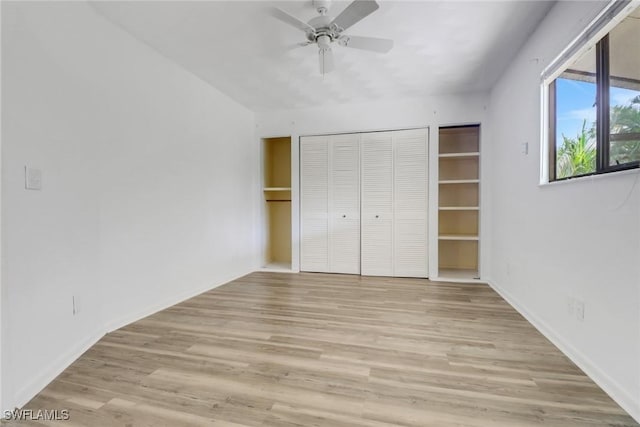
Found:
[548,35,640,182]
[543,1,640,183]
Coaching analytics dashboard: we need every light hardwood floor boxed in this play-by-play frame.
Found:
[5,272,638,426]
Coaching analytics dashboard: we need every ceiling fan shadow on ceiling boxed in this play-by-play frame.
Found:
[270,0,394,75]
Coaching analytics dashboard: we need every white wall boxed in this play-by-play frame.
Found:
[1,1,257,411]
[256,95,491,279]
[487,0,640,421]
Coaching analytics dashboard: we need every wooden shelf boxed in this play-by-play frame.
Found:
[439,179,479,185]
[264,187,291,202]
[439,206,479,211]
[439,152,479,159]
[439,234,479,241]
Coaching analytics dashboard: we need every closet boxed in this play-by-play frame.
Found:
[263,137,291,270]
[300,134,360,274]
[300,128,428,278]
[361,129,428,277]
[438,125,480,280]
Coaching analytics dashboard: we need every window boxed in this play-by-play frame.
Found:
[608,15,640,168]
[548,7,640,181]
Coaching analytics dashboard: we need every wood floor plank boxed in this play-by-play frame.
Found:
[8,272,638,426]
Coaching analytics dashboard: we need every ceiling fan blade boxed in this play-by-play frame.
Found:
[319,48,334,75]
[270,7,315,34]
[339,35,393,53]
[329,0,379,32]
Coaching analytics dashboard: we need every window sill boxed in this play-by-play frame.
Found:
[539,166,640,187]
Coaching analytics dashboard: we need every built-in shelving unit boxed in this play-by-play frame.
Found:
[263,137,291,270]
[438,125,480,280]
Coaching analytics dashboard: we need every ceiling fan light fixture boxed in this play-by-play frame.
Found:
[317,34,331,50]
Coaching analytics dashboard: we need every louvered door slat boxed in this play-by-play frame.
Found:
[329,134,360,274]
[393,129,428,277]
[300,136,329,272]
[360,132,394,276]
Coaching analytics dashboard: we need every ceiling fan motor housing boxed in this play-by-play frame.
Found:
[307,15,342,48]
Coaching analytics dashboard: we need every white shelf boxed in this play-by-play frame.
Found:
[439,234,479,241]
[263,187,291,191]
[439,206,479,211]
[438,179,479,185]
[261,262,293,272]
[438,152,480,159]
[438,268,480,281]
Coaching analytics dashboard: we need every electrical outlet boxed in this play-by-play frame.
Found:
[25,166,42,190]
[566,297,575,316]
[575,300,584,321]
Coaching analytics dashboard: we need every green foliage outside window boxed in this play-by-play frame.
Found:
[557,120,596,179]
[610,95,640,165]
[557,95,640,179]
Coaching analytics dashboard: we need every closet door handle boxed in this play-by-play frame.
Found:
[342,214,346,218]
[375,215,379,218]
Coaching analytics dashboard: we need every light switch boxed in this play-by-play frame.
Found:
[521,142,529,155]
[25,166,42,190]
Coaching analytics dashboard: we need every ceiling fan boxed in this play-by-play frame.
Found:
[271,0,394,75]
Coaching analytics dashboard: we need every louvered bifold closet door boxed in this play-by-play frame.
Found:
[328,134,360,274]
[393,129,428,277]
[360,132,394,276]
[300,136,329,272]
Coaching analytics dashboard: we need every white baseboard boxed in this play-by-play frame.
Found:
[258,267,297,274]
[11,328,105,412]
[487,278,640,423]
[104,270,252,333]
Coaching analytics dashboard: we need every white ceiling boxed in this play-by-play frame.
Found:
[91,1,555,112]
